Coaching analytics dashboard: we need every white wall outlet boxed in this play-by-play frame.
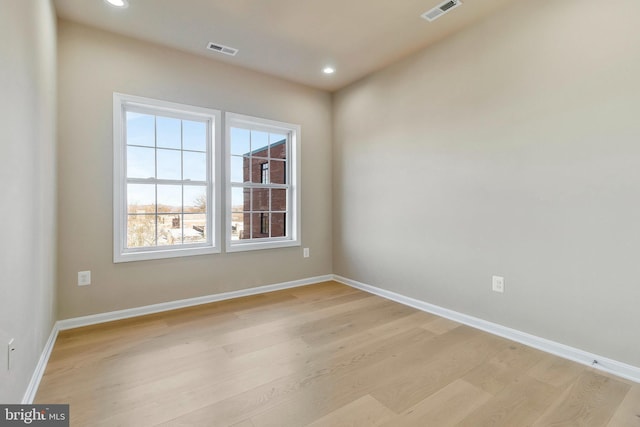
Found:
[7,338,15,371]
[78,271,91,286]
[303,248,310,258]
[492,275,505,293]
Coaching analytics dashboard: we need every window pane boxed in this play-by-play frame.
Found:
[183,151,206,181]
[183,120,206,152]
[184,214,206,243]
[230,127,250,156]
[271,189,287,212]
[184,186,206,213]
[157,185,182,213]
[127,214,156,247]
[243,187,251,212]
[239,212,251,240]
[230,156,246,183]
[127,146,155,179]
[260,212,270,236]
[231,187,244,213]
[251,130,269,156]
[250,158,266,183]
[127,112,155,147]
[127,184,155,214]
[271,213,286,237]
[158,214,182,245]
[270,159,286,184]
[156,116,181,149]
[270,134,287,160]
[157,148,181,180]
[231,211,246,241]
[260,162,270,184]
[253,188,269,212]
[252,213,269,239]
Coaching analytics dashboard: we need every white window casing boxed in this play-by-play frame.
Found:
[113,93,221,262]
[225,112,301,252]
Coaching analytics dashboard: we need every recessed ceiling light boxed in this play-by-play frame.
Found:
[323,67,335,75]
[105,0,128,8]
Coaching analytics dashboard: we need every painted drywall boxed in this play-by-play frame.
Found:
[0,0,57,403]
[57,21,332,319]
[333,0,640,367]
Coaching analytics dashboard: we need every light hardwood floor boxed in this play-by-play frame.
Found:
[36,281,640,426]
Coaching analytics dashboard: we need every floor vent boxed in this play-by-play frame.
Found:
[421,0,463,22]
[206,42,238,56]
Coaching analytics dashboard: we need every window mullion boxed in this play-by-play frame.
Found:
[181,119,184,245]
[127,178,206,186]
[269,188,272,239]
[235,183,289,189]
[249,187,253,240]
[154,114,159,247]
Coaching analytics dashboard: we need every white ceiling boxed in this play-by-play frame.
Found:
[53,0,518,91]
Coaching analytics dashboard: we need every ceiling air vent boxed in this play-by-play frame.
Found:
[421,0,463,22]
[206,42,238,56]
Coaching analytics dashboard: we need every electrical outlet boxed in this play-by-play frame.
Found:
[7,339,15,371]
[303,248,310,258]
[78,271,91,286]
[492,276,505,293]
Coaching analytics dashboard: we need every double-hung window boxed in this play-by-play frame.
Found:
[226,113,300,251]
[113,93,221,262]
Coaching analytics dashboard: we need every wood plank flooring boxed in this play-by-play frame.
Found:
[35,281,640,426]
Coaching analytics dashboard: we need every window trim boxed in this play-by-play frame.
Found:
[113,93,222,263]
[225,112,301,252]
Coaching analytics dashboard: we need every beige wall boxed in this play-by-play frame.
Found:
[57,21,332,319]
[333,0,640,366]
[0,0,57,402]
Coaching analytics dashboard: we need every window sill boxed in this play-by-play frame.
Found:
[226,239,300,253]
[114,245,220,263]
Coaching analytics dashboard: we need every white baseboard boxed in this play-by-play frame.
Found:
[22,274,333,402]
[24,272,637,404]
[22,326,59,404]
[57,275,333,331]
[333,275,640,384]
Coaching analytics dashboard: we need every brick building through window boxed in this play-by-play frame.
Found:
[242,139,287,239]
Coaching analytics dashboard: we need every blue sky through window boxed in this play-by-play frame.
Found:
[126,112,208,207]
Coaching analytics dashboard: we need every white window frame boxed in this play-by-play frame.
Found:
[113,93,221,263]
[225,113,301,252]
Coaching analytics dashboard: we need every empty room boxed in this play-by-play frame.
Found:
[1,0,639,425]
